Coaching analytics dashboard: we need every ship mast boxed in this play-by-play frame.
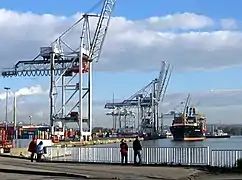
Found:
[183,94,191,120]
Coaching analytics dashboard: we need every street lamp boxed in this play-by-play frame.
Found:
[29,115,32,126]
[4,87,10,130]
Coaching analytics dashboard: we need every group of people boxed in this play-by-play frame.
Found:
[28,138,46,162]
[120,136,142,165]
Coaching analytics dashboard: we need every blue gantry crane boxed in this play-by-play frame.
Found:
[106,108,136,133]
[105,61,173,135]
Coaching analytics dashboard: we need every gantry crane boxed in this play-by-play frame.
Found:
[105,61,173,135]
[106,108,136,132]
[1,0,116,140]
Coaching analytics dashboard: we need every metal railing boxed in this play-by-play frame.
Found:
[45,146,242,167]
[211,149,242,167]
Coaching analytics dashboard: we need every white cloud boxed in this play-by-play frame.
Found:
[163,89,242,109]
[0,85,47,123]
[220,18,238,30]
[0,9,242,125]
[0,9,241,73]
[15,85,47,97]
[0,88,241,126]
[160,90,242,125]
[0,85,47,100]
[146,13,214,30]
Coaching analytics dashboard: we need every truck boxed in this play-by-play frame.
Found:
[0,129,13,153]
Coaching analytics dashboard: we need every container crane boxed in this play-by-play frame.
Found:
[1,0,116,140]
[105,61,172,135]
[106,108,135,132]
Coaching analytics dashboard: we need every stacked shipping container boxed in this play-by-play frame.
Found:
[18,126,51,139]
[17,128,51,139]
[0,125,51,140]
[0,124,82,141]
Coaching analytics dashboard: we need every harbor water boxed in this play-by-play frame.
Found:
[47,136,242,167]
[99,136,242,149]
[142,136,242,149]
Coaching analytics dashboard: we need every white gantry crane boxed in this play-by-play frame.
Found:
[2,0,117,141]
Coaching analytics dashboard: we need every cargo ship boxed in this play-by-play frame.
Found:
[170,94,206,141]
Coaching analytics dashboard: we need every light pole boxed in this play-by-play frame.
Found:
[29,115,32,126]
[4,87,10,130]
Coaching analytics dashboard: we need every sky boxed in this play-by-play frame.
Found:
[0,0,242,127]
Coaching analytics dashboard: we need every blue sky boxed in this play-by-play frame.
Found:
[2,67,241,100]
[1,0,242,18]
[1,0,242,99]
[1,0,242,125]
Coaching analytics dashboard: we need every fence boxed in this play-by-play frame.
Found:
[211,149,242,167]
[45,146,242,167]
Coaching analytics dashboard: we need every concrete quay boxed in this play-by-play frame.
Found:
[8,147,71,159]
[1,156,242,180]
[0,173,72,180]
[54,137,138,147]
[0,156,201,179]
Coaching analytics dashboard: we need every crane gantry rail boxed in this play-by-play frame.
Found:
[1,0,116,140]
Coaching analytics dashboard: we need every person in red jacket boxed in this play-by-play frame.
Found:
[28,138,37,162]
[120,139,128,165]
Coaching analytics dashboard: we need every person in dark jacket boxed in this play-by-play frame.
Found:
[133,136,142,164]
[120,139,128,165]
[28,137,37,162]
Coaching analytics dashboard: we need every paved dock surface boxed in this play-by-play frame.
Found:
[0,157,241,180]
[0,173,78,180]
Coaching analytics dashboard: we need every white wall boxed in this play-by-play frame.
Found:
[36,139,52,147]
[13,139,31,148]
[13,139,52,148]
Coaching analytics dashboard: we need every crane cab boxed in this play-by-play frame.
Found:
[64,53,89,76]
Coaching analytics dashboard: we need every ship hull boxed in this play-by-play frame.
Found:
[170,125,205,141]
[205,135,231,139]
[143,134,167,141]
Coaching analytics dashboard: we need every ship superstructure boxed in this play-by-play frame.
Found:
[170,94,206,141]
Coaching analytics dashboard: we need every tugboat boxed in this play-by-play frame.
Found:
[206,129,231,139]
[170,94,206,141]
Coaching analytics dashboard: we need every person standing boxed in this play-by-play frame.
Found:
[133,136,142,165]
[28,137,37,162]
[120,139,128,165]
[36,141,44,162]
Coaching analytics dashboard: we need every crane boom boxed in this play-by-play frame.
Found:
[1,0,116,77]
[89,0,116,62]
[157,61,166,99]
[157,62,172,102]
[160,65,172,103]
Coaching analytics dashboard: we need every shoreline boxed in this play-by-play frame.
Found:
[54,137,139,147]
[7,137,140,159]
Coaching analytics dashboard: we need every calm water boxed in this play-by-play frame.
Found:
[59,136,242,166]
[98,136,242,149]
